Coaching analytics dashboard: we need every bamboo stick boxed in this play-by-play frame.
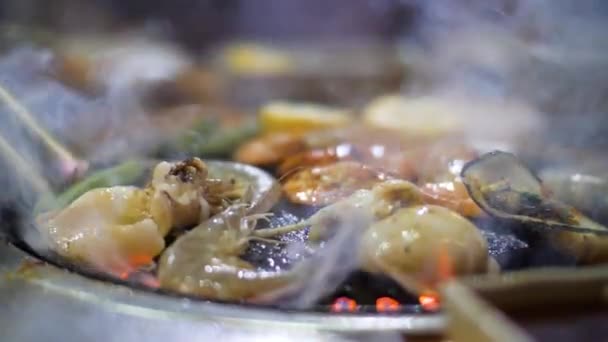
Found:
[0,82,88,179]
[0,133,51,195]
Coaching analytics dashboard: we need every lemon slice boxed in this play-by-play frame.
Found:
[222,43,294,76]
[363,95,465,139]
[260,101,352,134]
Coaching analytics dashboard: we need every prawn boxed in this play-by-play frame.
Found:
[157,203,309,302]
[253,179,426,241]
[252,180,490,294]
[281,161,395,206]
[39,158,244,276]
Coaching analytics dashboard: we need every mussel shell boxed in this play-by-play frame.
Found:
[460,151,608,236]
[540,169,608,225]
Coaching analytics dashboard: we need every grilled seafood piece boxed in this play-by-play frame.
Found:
[420,180,483,218]
[255,180,427,241]
[254,180,490,294]
[158,204,308,302]
[277,138,482,217]
[276,143,409,178]
[277,138,477,181]
[461,151,608,263]
[411,139,479,183]
[37,158,277,275]
[408,139,482,217]
[233,132,306,167]
[281,161,394,206]
[38,158,215,274]
[360,205,488,293]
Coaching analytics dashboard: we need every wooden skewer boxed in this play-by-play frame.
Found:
[0,132,51,195]
[0,82,88,179]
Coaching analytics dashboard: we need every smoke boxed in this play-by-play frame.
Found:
[280,0,608,306]
[396,0,608,271]
[285,209,372,309]
[0,32,193,264]
[0,0,606,319]
[404,0,608,148]
[62,32,194,163]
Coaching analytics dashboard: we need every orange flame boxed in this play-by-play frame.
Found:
[117,270,160,289]
[331,297,357,312]
[376,297,401,312]
[419,292,441,311]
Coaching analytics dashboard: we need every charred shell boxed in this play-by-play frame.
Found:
[540,168,608,225]
[460,151,608,236]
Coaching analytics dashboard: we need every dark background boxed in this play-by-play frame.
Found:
[1,0,608,149]
[0,0,418,50]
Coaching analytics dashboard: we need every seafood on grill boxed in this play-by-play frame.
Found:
[255,180,427,241]
[276,135,483,217]
[234,132,307,167]
[158,203,308,302]
[281,161,395,206]
[461,151,608,264]
[540,168,608,225]
[360,205,488,293]
[36,158,278,275]
[254,179,490,294]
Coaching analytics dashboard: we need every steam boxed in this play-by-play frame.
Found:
[397,0,608,271]
[0,33,190,258]
[285,209,372,309]
[407,0,608,145]
[279,0,608,305]
[0,0,606,316]
[54,31,194,163]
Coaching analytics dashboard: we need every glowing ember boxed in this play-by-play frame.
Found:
[118,271,160,289]
[331,297,357,312]
[419,292,441,312]
[376,297,401,312]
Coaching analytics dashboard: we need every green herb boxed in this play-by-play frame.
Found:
[157,118,258,158]
[35,160,146,214]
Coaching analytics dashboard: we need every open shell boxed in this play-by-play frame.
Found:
[460,151,608,236]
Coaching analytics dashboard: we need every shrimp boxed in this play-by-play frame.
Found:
[281,161,395,206]
[157,204,307,301]
[419,180,483,218]
[38,158,240,276]
[254,179,426,242]
[233,132,306,167]
[277,138,483,216]
[252,180,490,295]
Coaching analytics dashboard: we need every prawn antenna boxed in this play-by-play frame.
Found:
[252,221,309,239]
[277,166,306,184]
